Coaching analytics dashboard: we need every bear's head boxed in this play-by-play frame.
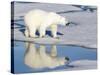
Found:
[54,14,69,26]
[58,16,69,26]
[49,12,69,26]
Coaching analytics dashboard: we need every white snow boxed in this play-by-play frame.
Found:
[12,2,97,49]
[13,2,82,20]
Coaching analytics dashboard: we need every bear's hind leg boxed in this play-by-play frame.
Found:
[29,27,37,38]
[24,27,29,37]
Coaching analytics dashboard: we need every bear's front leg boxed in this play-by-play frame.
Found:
[39,26,46,38]
[51,24,58,38]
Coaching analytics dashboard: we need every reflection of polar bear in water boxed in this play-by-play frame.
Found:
[24,42,69,68]
[24,9,69,38]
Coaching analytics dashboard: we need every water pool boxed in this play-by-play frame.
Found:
[11,41,97,73]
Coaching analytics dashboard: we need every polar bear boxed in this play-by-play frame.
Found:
[24,9,69,38]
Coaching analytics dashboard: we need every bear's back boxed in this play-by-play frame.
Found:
[24,9,48,26]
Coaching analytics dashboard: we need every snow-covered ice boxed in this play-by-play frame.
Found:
[67,60,97,70]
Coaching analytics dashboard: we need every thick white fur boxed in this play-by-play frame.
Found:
[24,9,68,38]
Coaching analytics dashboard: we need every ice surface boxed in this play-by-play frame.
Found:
[67,60,97,70]
[12,2,97,49]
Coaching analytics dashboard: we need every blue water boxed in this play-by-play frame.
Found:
[12,41,97,74]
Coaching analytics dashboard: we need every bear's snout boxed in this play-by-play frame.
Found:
[66,22,70,26]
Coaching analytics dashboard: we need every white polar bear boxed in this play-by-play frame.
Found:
[24,9,68,38]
